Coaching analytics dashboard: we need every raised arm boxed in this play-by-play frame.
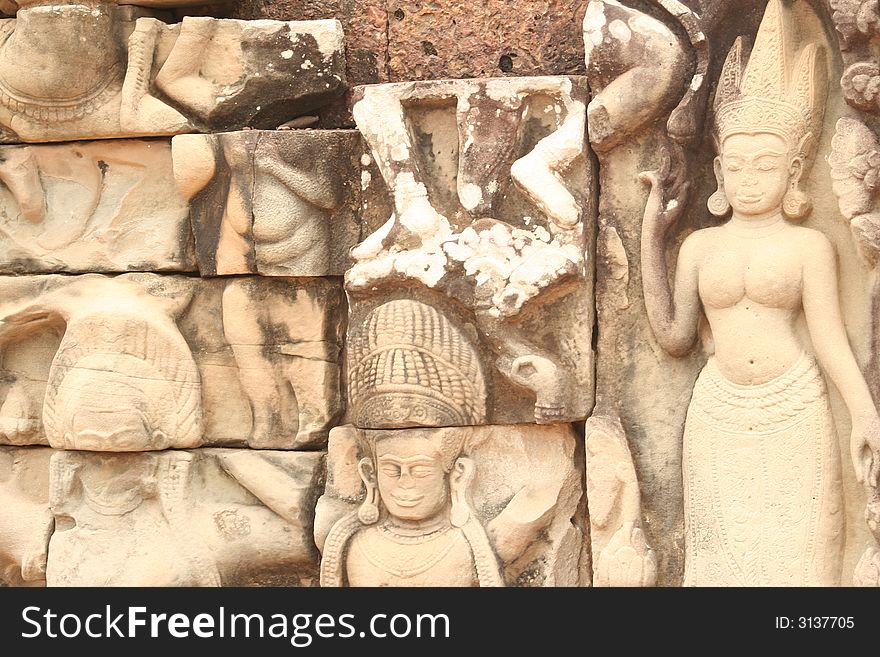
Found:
[802,232,880,486]
[638,170,701,357]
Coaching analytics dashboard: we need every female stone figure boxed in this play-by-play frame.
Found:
[640,0,880,585]
[319,428,503,587]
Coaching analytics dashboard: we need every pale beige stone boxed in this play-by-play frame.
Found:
[347,76,595,427]
[612,0,879,586]
[586,415,656,587]
[0,140,194,273]
[316,424,587,587]
[46,448,324,586]
[0,6,345,142]
[0,447,51,586]
[172,130,362,277]
[0,274,344,450]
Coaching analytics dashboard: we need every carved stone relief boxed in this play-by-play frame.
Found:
[590,0,880,586]
[315,424,587,587]
[0,5,345,142]
[173,130,363,277]
[586,416,657,587]
[348,76,595,428]
[47,448,324,586]
[0,139,194,274]
[0,274,345,450]
[0,446,51,586]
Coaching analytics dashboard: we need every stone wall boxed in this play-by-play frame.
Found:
[1,0,878,588]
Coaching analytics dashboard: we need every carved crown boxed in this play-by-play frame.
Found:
[348,299,487,428]
[714,0,827,159]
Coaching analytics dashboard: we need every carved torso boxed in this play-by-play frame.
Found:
[344,525,478,587]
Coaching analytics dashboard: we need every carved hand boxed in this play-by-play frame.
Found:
[637,169,690,239]
[851,411,880,486]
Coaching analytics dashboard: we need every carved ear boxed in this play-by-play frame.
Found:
[450,457,475,528]
[356,457,379,525]
[708,155,731,217]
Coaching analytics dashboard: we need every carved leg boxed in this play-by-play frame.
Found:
[120,19,190,134]
[509,100,586,228]
[0,146,45,223]
[222,280,297,448]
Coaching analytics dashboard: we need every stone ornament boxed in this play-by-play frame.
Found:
[0,5,345,142]
[0,140,194,274]
[0,447,51,586]
[639,0,879,585]
[586,415,657,587]
[348,76,595,427]
[173,130,362,277]
[47,448,324,586]
[829,0,880,112]
[316,424,586,587]
[0,274,344,450]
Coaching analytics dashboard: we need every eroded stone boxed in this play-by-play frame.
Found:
[315,423,587,587]
[0,6,345,142]
[0,139,194,274]
[173,130,362,276]
[0,274,345,450]
[47,448,324,586]
[348,76,595,428]
[0,446,51,586]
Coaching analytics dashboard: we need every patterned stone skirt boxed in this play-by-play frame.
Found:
[682,352,844,586]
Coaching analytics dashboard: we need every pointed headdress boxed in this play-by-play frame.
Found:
[714,0,827,161]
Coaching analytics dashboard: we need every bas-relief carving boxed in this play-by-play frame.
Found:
[637,0,880,585]
[0,447,51,586]
[315,424,587,587]
[172,130,362,277]
[586,416,657,587]
[0,139,194,274]
[829,0,880,112]
[47,448,323,586]
[0,274,344,450]
[0,4,345,143]
[347,76,595,428]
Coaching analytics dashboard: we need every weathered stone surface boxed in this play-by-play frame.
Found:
[0,5,345,142]
[347,76,595,428]
[0,274,345,450]
[315,423,587,587]
[586,415,656,587]
[47,448,324,586]
[173,130,362,276]
[386,1,588,81]
[0,139,194,274]
[591,0,880,586]
[0,446,51,586]
[229,0,387,87]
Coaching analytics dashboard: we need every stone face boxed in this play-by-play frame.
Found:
[0,6,345,142]
[591,0,880,586]
[347,76,595,428]
[315,423,587,587]
[386,1,588,81]
[47,448,324,586]
[173,130,363,276]
[0,140,195,274]
[0,446,51,586]
[0,274,345,450]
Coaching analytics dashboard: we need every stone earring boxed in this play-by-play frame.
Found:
[708,156,730,217]
[356,457,379,525]
[782,181,811,220]
[449,457,474,528]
